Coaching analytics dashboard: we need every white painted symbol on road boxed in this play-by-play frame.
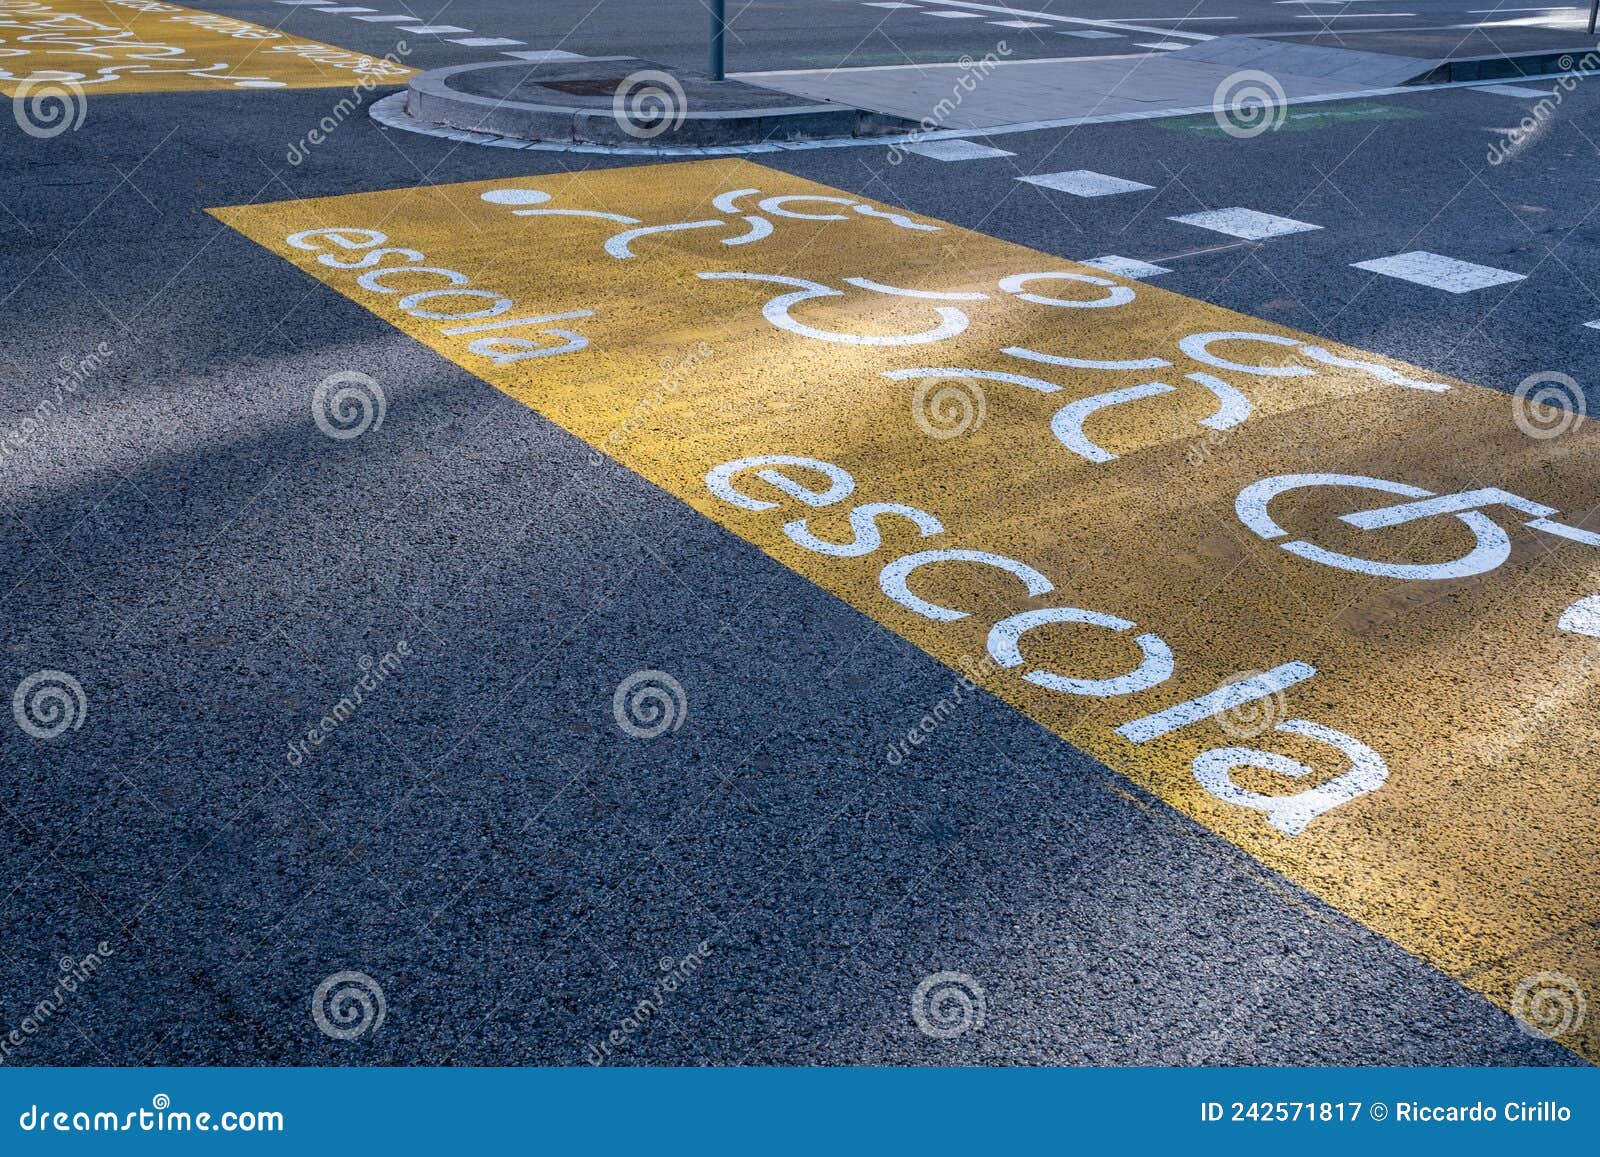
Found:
[1237,474,1600,580]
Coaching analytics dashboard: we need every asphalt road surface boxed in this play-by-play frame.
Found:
[1,0,1597,1066]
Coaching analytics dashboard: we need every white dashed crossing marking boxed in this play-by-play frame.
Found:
[1474,83,1558,97]
[1081,255,1171,279]
[991,19,1050,27]
[503,49,588,61]
[1020,170,1153,197]
[1559,596,1600,637]
[1351,250,1527,293]
[1057,29,1122,38]
[1168,208,1322,240]
[399,24,470,33]
[903,140,1015,161]
[354,13,420,20]
[314,6,374,11]
[452,37,525,46]
[926,9,986,16]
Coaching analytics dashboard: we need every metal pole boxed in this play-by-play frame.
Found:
[710,0,726,80]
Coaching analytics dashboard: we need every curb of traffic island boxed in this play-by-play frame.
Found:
[401,58,920,149]
[1404,47,1600,85]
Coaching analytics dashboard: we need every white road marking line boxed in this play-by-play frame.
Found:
[397,24,470,32]
[737,53,1150,77]
[925,9,987,16]
[1474,83,1559,96]
[1080,255,1172,279]
[904,139,1015,160]
[1559,595,1600,636]
[313,5,376,10]
[502,49,588,61]
[900,0,1213,39]
[274,1,336,5]
[352,13,420,20]
[1168,208,1322,240]
[990,19,1050,27]
[1294,11,1417,15]
[1351,250,1526,293]
[1019,169,1154,196]
[1057,29,1123,38]
[451,36,525,46]
[863,2,921,7]
[1134,41,1188,49]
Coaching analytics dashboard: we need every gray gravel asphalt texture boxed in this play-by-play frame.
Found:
[1,0,1594,1065]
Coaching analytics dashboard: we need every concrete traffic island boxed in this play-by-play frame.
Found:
[400,57,919,148]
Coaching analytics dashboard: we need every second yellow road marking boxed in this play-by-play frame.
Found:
[0,0,413,95]
[212,159,1600,1059]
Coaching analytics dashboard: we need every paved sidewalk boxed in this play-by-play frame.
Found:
[741,31,1595,129]
[743,53,1379,129]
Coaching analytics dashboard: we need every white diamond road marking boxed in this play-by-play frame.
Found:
[1474,83,1558,97]
[353,13,420,20]
[451,36,524,46]
[1559,595,1600,637]
[502,49,588,61]
[398,24,470,33]
[1351,250,1526,293]
[1020,169,1153,197]
[904,139,1015,161]
[1057,29,1123,38]
[1080,255,1172,279]
[990,19,1050,27]
[925,9,986,16]
[1168,207,1322,240]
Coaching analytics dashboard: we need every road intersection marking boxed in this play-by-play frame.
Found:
[213,158,1600,1059]
[0,0,414,96]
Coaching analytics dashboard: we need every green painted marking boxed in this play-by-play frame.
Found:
[1155,102,1426,138]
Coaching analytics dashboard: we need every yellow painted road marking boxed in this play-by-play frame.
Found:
[0,0,413,95]
[212,159,1600,1059]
